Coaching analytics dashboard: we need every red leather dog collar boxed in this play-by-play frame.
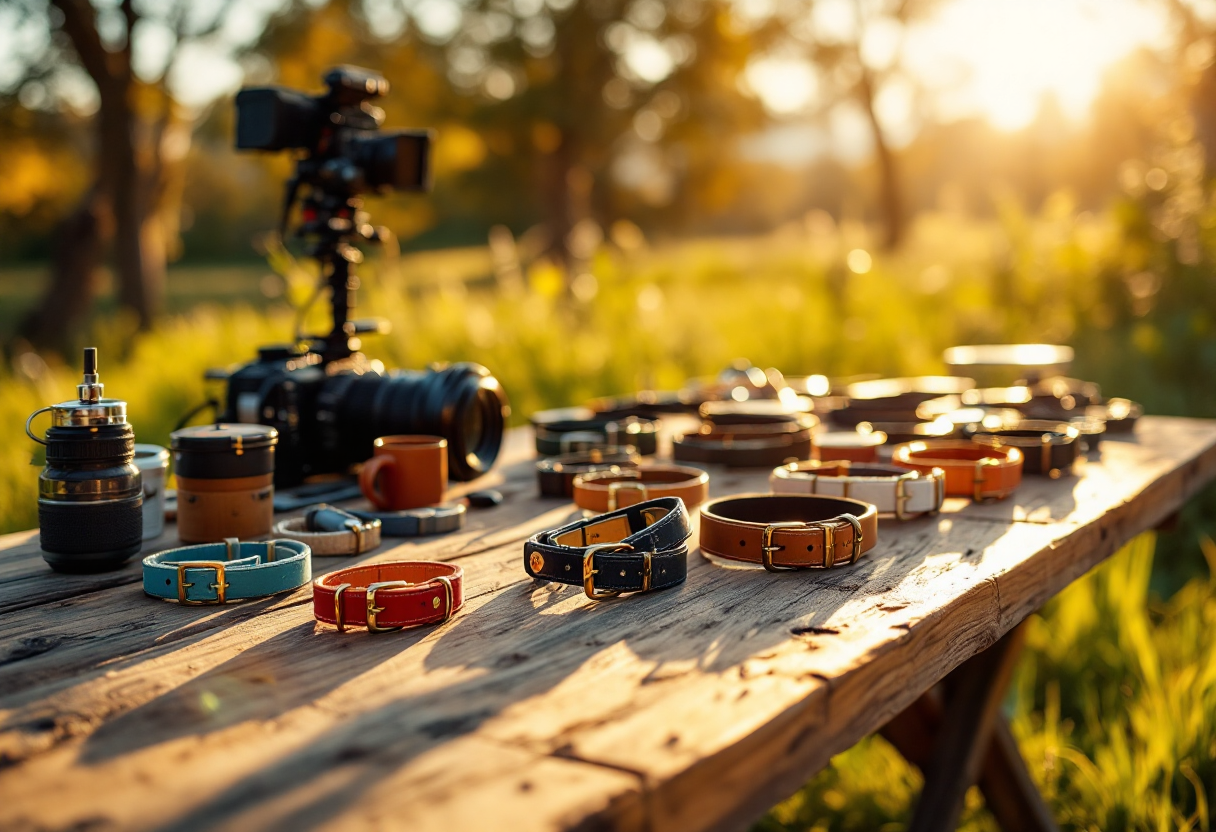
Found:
[313,561,464,632]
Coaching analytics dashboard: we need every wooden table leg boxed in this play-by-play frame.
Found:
[880,622,1058,832]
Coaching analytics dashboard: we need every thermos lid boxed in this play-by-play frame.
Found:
[171,423,279,452]
[49,397,128,427]
[31,348,128,429]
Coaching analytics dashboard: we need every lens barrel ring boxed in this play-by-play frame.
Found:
[44,425,135,464]
[322,363,507,483]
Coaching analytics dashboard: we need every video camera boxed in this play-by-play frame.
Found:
[236,65,430,199]
[203,66,508,488]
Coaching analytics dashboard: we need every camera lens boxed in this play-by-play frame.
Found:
[324,363,508,482]
[351,131,431,192]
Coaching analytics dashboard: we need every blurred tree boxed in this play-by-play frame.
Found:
[3,0,264,349]
[757,0,938,249]
[421,0,766,275]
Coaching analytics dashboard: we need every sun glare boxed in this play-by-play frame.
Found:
[906,0,1172,131]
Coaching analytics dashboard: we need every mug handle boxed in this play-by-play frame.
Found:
[359,456,397,510]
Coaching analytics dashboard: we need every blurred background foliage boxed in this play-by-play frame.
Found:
[3,0,1216,828]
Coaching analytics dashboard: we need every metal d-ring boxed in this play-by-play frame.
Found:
[25,406,52,445]
[332,583,352,632]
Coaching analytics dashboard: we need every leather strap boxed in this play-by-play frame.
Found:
[533,416,659,457]
[770,460,944,518]
[811,431,886,462]
[312,561,463,632]
[349,504,466,537]
[536,449,641,498]
[891,440,1023,500]
[673,425,812,468]
[699,494,878,571]
[143,538,311,604]
[971,421,1080,478]
[523,496,691,598]
[272,505,382,556]
[572,465,709,512]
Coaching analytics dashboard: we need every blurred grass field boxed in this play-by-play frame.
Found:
[2,206,1216,829]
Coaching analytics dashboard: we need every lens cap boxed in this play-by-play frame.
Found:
[464,490,503,508]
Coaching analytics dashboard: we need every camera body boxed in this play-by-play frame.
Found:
[236,66,430,194]
[220,67,509,488]
[216,345,506,487]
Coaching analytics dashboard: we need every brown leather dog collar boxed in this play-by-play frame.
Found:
[312,561,463,632]
[699,493,878,572]
[891,440,1022,500]
[572,465,710,512]
[673,424,813,468]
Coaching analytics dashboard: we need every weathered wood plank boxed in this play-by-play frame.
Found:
[0,417,1213,832]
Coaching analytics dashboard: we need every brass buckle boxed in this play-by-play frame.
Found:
[893,471,919,520]
[607,480,649,511]
[344,518,366,554]
[430,575,455,624]
[332,582,352,632]
[827,514,864,565]
[582,543,631,599]
[973,457,1002,501]
[641,550,653,592]
[365,580,413,632]
[176,561,229,605]
[761,522,807,572]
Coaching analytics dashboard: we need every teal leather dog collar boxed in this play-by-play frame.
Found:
[143,537,312,604]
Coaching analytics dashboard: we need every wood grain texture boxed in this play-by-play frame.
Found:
[0,417,1214,832]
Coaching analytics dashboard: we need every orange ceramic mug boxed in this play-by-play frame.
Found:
[359,435,448,510]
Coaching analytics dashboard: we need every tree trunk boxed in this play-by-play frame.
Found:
[18,190,108,351]
[858,71,904,250]
[101,79,161,330]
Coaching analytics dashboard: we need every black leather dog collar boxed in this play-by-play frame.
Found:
[350,504,467,537]
[536,448,641,498]
[971,421,1080,478]
[534,416,660,457]
[523,496,691,599]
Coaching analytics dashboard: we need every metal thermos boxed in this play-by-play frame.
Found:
[25,347,143,573]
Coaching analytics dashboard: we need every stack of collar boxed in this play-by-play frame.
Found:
[524,496,692,599]
[970,421,1080,478]
[533,415,660,457]
[536,448,641,498]
[673,415,814,468]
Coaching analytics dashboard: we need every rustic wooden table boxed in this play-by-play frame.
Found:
[2,416,1215,832]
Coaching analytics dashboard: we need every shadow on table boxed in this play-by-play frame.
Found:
[87,513,1014,832]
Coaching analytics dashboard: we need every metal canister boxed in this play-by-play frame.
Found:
[133,444,170,540]
[25,348,143,573]
[170,423,278,543]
